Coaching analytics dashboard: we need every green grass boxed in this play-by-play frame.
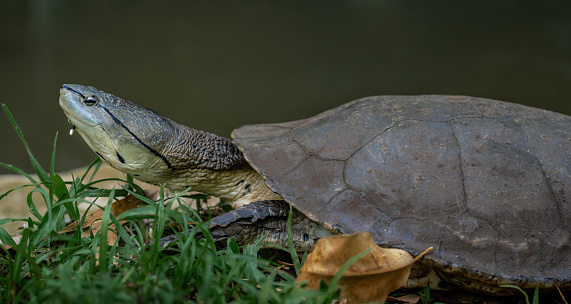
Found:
[0,104,353,304]
[499,285,540,304]
[419,281,444,304]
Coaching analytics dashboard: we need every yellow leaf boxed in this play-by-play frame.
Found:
[296,232,432,304]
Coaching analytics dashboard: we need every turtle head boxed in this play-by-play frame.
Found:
[59,84,278,204]
[59,84,178,182]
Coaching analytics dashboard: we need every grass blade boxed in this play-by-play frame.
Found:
[328,248,371,288]
[287,204,302,275]
[98,188,115,272]
[2,104,49,184]
[51,173,79,221]
[532,286,539,304]
[500,285,530,304]
[0,161,38,186]
[0,225,16,245]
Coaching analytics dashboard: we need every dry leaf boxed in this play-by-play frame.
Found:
[387,294,421,303]
[296,232,432,304]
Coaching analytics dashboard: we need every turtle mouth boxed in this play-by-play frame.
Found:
[59,86,101,130]
[61,107,100,134]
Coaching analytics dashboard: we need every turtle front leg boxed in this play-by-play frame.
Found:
[160,200,334,251]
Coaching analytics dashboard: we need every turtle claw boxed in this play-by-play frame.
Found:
[159,200,290,249]
[159,200,332,251]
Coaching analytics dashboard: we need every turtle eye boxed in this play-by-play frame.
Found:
[84,95,98,106]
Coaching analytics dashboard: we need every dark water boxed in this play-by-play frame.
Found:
[1,0,570,173]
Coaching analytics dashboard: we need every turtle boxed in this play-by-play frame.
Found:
[59,84,571,296]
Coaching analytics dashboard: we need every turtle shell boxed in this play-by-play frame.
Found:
[232,95,571,290]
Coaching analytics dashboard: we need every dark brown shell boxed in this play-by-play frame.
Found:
[231,95,571,289]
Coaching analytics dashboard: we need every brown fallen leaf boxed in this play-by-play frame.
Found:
[60,192,151,245]
[386,294,421,303]
[296,231,432,304]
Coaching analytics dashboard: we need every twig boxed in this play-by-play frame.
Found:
[556,285,568,304]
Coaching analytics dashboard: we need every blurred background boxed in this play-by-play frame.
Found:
[1,0,570,173]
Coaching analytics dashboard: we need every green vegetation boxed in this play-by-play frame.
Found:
[419,281,444,304]
[0,104,351,303]
[499,285,540,304]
